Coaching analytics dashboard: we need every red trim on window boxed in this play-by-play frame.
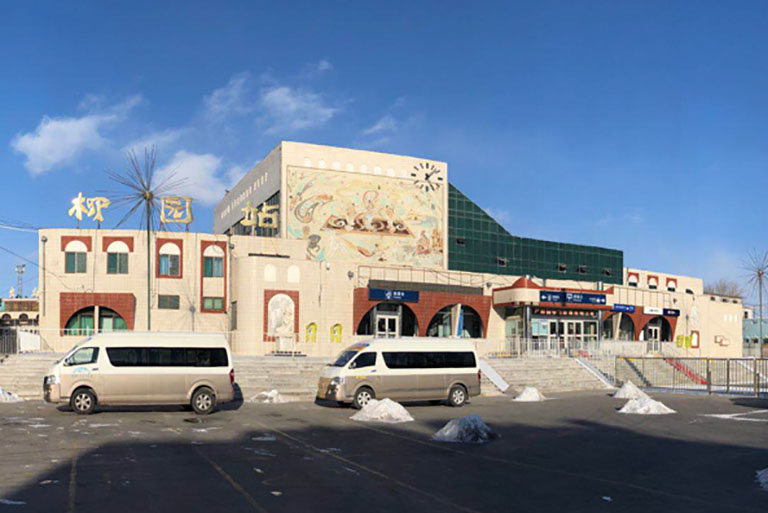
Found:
[263,290,300,340]
[666,278,677,289]
[61,235,92,252]
[626,271,639,284]
[155,238,183,279]
[59,292,135,335]
[647,274,659,286]
[200,240,227,313]
[102,236,134,252]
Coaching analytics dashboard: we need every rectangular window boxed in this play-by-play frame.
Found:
[203,256,224,277]
[203,297,224,311]
[108,347,228,367]
[158,295,180,310]
[106,347,147,367]
[65,252,87,273]
[66,347,99,366]
[159,254,180,277]
[351,352,376,369]
[382,351,476,369]
[107,253,128,274]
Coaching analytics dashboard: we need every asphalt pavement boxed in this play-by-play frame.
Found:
[0,390,767,512]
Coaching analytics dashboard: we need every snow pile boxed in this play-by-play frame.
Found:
[350,398,414,424]
[0,387,23,403]
[619,395,676,415]
[513,387,546,402]
[432,414,499,444]
[251,390,289,404]
[757,468,768,492]
[613,381,648,400]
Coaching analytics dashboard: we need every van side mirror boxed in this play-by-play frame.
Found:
[349,361,357,369]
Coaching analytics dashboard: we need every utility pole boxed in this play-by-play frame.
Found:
[759,268,764,358]
[14,264,25,297]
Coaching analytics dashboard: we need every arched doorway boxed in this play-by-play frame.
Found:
[356,303,419,338]
[64,306,127,336]
[641,316,672,342]
[604,313,636,340]
[426,305,483,338]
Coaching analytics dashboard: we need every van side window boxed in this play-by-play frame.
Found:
[351,352,376,369]
[67,347,99,366]
[107,348,146,367]
[383,351,475,369]
[108,347,228,367]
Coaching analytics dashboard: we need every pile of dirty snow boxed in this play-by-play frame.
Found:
[0,387,23,403]
[350,398,414,424]
[432,414,499,444]
[757,468,768,492]
[618,395,675,415]
[250,390,288,404]
[513,387,546,402]
[613,381,648,400]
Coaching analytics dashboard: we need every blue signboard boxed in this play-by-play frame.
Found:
[369,288,419,303]
[663,308,680,317]
[539,291,606,305]
[612,304,636,313]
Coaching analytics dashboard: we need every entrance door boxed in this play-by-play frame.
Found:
[376,315,399,338]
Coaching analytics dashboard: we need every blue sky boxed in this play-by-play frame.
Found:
[1,1,766,299]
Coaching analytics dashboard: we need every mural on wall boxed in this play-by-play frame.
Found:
[267,294,295,337]
[286,167,445,267]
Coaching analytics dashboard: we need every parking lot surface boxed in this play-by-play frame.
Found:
[1,391,767,512]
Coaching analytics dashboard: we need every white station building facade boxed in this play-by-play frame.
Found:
[36,142,743,358]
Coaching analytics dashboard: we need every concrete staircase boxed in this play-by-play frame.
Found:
[232,356,331,402]
[0,352,61,400]
[482,357,608,393]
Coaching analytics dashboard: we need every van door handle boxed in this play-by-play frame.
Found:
[92,368,99,371]
[370,370,377,373]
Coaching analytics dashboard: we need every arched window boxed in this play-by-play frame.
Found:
[287,265,300,284]
[65,240,87,274]
[158,242,181,277]
[305,322,317,343]
[330,324,342,343]
[203,245,224,277]
[426,305,483,338]
[106,240,129,275]
[64,306,127,336]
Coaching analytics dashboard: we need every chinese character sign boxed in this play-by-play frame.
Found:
[240,201,278,229]
[160,196,194,224]
[68,192,111,223]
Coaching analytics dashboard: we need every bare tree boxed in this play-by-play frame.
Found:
[703,278,745,298]
[744,251,768,357]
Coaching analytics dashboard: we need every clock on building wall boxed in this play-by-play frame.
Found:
[412,161,443,192]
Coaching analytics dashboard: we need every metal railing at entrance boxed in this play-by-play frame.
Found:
[614,356,768,396]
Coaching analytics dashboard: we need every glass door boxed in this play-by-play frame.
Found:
[376,314,399,338]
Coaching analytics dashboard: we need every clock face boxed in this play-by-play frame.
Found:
[411,161,443,192]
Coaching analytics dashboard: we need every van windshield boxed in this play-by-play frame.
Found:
[332,350,359,367]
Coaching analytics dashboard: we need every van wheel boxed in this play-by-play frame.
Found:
[353,387,374,410]
[192,387,216,415]
[448,385,467,407]
[71,388,96,415]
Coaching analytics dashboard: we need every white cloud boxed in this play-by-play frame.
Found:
[11,95,142,175]
[203,73,252,119]
[362,114,397,136]
[484,207,513,229]
[259,86,339,133]
[317,59,333,72]
[155,150,228,206]
[11,114,114,175]
[122,128,185,155]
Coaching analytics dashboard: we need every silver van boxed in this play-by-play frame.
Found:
[317,338,481,408]
[44,332,235,415]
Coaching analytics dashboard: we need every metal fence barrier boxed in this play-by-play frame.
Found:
[615,357,768,396]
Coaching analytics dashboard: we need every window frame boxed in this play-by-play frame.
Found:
[158,295,181,310]
[65,251,87,274]
[107,252,129,274]
[202,297,224,312]
[203,256,224,277]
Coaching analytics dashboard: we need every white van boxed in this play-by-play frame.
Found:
[44,332,235,415]
[317,338,481,408]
